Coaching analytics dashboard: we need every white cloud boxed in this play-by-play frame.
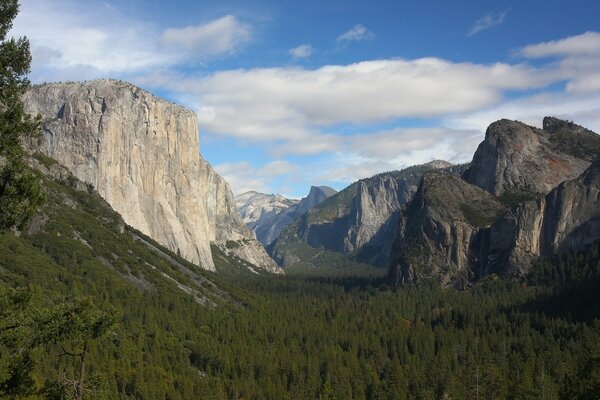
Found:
[446,92,600,135]
[10,2,600,196]
[517,32,600,95]
[318,127,481,183]
[162,15,252,58]
[289,44,313,59]
[519,31,600,58]
[214,162,270,194]
[11,1,253,82]
[336,24,374,43]
[11,0,171,81]
[468,11,507,37]
[156,58,550,152]
[214,160,301,195]
[259,160,299,176]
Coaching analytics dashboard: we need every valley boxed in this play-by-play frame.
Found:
[1,1,600,398]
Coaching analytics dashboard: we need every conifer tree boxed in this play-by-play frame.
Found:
[0,0,43,230]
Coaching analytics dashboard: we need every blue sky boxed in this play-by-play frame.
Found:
[12,0,600,198]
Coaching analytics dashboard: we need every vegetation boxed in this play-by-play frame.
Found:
[0,0,44,230]
[498,190,539,209]
[459,200,506,227]
[0,159,599,398]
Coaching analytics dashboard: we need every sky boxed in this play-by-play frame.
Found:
[11,0,600,198]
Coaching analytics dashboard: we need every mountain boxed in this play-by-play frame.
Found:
[464,117,600,195]
[235,191,300,245]
[390,117,600,287]
[268,160,457,268]
[23,80,279,273]
[235,186,336,246]
[294,186,338,215]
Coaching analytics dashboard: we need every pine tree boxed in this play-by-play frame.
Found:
[0,0,43,230]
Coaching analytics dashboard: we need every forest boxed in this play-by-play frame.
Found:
[1,174,599,399]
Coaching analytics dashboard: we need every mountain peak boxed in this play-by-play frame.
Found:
[464,117,597,196]
[423,160,453,169]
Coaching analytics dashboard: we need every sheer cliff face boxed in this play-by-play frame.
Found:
[464,118,598,196]
[234,187,336,247]
[235,192,300,246]
[541,157,600,255]
[201,159,251,242]
[24,80,216,270]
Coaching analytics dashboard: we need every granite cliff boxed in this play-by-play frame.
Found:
[24,80,279,273]
[390,117,600,286]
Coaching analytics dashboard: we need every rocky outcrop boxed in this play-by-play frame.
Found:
[201,160,282,274]
[269,161,457,268]
[24,80,216,270]
[391,117,600,286]
[235,186,336,247]
[389,173,506,287]
[464,118,599,196]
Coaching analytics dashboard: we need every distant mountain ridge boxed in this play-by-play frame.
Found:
[235,186,337,246]
[268,160,458,268]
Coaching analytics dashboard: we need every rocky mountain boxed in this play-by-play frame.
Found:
[294,186,338,216]
[235,186,336,246]
[390,117,600,287]
[464,117,600,195]
[268,161,457,268]
[23,80,279,273]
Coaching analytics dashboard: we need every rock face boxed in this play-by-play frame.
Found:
[24,80,280,273]
[24,80,216,270]
[235,186,336,246]
[201,160,282,274]
[389,173,506,287]
[294,186,338,216]
[541,156,600,255]
[464,118,599,196]
[390,117,600,286]
[269,161,457,268]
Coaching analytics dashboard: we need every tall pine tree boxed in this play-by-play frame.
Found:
[0,0,43,230]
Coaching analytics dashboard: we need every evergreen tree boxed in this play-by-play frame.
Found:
[0,0,43,230]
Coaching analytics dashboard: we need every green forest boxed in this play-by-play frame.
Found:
[0,156,599,398]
